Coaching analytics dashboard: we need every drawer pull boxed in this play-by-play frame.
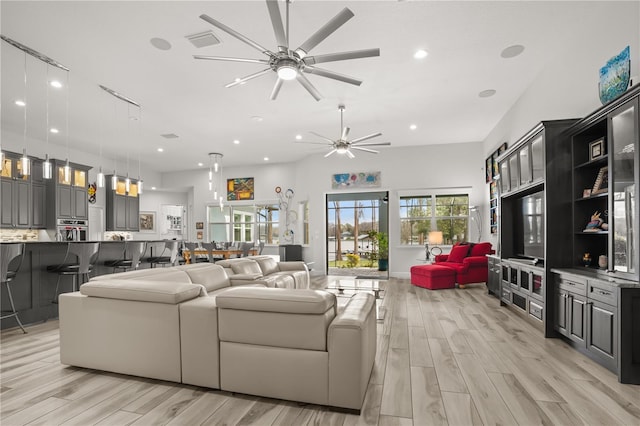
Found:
[597,290,611,296]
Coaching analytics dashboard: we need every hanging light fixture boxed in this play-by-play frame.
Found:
[63,158,71,183]
[136,105,143,194]
[43,64,53,179]
[19,51,30,176]
[64,68,71,180]
[208,152,223,204]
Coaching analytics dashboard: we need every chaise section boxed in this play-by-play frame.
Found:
[59,280,206,383]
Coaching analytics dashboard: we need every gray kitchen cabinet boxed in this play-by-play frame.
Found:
[1,152,32,228]
[48,159,90,221]
[106,175,140,231]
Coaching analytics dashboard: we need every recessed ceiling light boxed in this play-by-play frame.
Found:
[501,44,525,59]
[233,139,240,145]
[197,162,204,167]
[251,116,264,122]
[409,124,417,130]
[479,89,497,98]
[295,135,302,140]
[50,128,59,134]
[50,80,62,88]
[414,49,428,59]
[151,186,157,190]
[157,148,164,152]
[263,157,269,161]
[15,100,25,107]
[150,37,172,51]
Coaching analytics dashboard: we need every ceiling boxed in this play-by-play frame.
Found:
[0,1,613,173]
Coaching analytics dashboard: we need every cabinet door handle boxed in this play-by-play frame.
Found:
[597,290,611,296]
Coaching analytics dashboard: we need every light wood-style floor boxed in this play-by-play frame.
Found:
[1,277,639,425]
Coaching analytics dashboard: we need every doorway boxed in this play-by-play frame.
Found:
[326,191,389,278]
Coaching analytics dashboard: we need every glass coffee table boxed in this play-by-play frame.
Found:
[324,278,385,320]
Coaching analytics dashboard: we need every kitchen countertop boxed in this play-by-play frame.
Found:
[551,268,640,288]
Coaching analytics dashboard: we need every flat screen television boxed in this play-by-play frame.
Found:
[516,191,545,260]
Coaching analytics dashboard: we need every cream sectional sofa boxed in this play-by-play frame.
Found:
[216,255,310,289]
[58,263,376,412]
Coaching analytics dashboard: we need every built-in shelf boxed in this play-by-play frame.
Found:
[574,155,608,170]
[575,231,609,235]
[574,193,609,202]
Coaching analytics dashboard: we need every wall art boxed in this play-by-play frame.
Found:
[227,177,254,200]
[331,171,381,189]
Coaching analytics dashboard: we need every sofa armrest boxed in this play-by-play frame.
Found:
[462,256,489,267]
[327,293,377,410]
[434,254,449,263]
[229,273,264,286]
[277,261,308,272]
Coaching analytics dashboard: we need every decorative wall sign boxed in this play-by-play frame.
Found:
[599,45,630,105]
[227,177,254,200]
[88,183,97,204]
[331,171,381,189]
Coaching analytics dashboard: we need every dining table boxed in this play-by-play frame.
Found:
[182,248,257,264]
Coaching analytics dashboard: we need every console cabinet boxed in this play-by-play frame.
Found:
[500,259,545,323]
[486,255,501,297]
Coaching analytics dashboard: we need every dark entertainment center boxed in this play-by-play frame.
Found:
[491,84,640,384]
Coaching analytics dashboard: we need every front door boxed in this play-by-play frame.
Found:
[326,191,389,278]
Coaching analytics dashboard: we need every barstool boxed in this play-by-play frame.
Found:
[1,243,26,333]
[104,241,146,272]
[48,242,101,303]
[148,240,179,268]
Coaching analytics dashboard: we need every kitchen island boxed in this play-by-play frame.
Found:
[0,240,174,329]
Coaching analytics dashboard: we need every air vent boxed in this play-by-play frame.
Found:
[161,133,179,139]
[186,31,221,48]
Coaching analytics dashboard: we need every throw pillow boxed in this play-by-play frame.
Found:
[470,242,492,256]
[447,244,469,263]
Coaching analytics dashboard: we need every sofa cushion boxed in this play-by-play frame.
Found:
[90,268,192,283]
[179,263,231,292]
[469,242,493,257]
[253,256,280,276]
[216,287,335,314]
[230,260,263,275]
[80,280,206,304]
[447,244,469,263]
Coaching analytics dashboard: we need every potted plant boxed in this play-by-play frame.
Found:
[374,231,389,271]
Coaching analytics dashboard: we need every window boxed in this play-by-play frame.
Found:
[206,203,280,244]
[400,194,469,245]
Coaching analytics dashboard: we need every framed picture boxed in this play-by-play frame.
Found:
[589,138,605,161]
[592,166,609,194]
[196,222,204,230]
[196,231,203,240]
[485,156,493,183]
[498,142,508,155]
[583,189,592,198]
[139,211,156,232]
[492,153,499,179]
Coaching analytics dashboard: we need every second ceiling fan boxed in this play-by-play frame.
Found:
[297,105,391,158]
[194,0,380,101]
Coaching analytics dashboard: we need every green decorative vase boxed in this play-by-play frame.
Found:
[378,259,388,271]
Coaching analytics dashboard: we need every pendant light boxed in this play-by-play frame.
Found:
[63,68,71,181]
[20,51,30,176]
[111,154,118,191]
[208,152,223,203]
[43,65,53,179]
[96,95,106,187]
[136,105,143,194]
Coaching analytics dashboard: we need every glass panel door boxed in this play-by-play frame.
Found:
[519,145,531,186]
[519,268,530,292]
[530,135,545,182]
[610,100,637,275]
[509,154,519,191]
[500,160,510,193]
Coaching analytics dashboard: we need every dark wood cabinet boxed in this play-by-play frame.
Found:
[106,175,140,231]
[486,256,501,297]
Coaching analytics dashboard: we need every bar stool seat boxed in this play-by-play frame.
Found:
[48,242,101,303]
[104,241,146,272]
[147,240,179,268]
[1,243,26,333]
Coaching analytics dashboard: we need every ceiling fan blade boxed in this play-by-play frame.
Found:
[304,48,380,65]
[270,78,283,100]
[324,149,337,158]
[265,0,287,52]
[350,146,379,154]
[200,14,274,56]
[345,150,356,159]
[225,68,272,88]
[303,66,362,86]
[294,8,354,57]
[295,140,333,145]
[194,55,269,64]
[309,131,335,144]
[351,141,391,147]
[350,132,383,144]
[296,73,322,101]
[341,127,350,141]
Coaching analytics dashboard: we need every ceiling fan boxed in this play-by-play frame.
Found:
[296,104,391,158]
[194,0,380,101]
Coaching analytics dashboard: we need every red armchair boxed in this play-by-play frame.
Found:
[434,242,495,286]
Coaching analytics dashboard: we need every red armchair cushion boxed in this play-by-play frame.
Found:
[447,244,469,263]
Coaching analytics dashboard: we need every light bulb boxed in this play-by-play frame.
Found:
[336,147,347,154]
[209,181,213,191]
[111,174,118,191]
[214,162,219,172]
[138,179,143,194]
[125,175,131,193]
[277,61,298,80]
[208,170,213,180]
[214,190,218,199]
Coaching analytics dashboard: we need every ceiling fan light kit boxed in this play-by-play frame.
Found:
[195,0,380,101]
